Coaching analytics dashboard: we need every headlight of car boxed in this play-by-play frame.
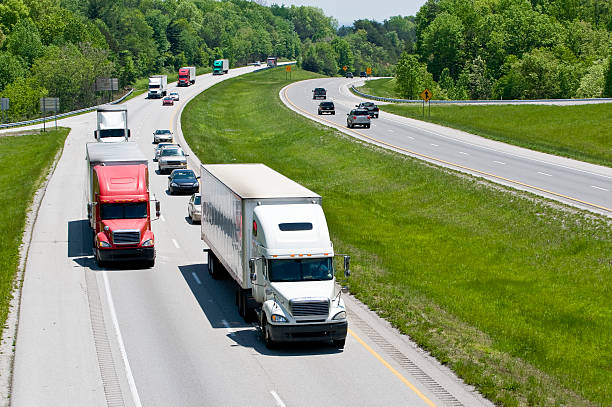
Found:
[98,240,111,248]
[171,182,178,187]
[332,311,347,321]
[271,314,288,323]
[142,239,154,247]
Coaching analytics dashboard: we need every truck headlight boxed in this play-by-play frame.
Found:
[271,314,288,323]
[332,311,346,321]
[142,239,154,247]
[98,241,111,248]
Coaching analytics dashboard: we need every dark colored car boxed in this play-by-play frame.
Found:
[356,102,379,118]
[312,87,326,100]
[359,71,367,78]
[162,96,174,106]
[318,101,335,115]
[346,72,353,78]
[168,169,199,195]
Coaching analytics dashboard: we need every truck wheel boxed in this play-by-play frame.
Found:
[208,251,225,279]
[262,317,275,349]
[333,338,346,349]
[95,249,106,268]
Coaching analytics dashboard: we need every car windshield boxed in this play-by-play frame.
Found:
[354,110,369,115]
[320,102,333,107]
[268,258,334,282]
[156,130,171,134]
[150,85,160,88]
[161,148,183,157]
[194,195,201,205]
[172,170,195,179]
[100,202,147,220]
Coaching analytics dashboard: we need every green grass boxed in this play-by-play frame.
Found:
[0,129,69,338]
[182,67,611,406]
[356,77,400,99]
[381,103,612,167]
[125,67,212,101]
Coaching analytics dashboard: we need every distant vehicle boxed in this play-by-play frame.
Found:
[187,193,201,223]
[312,87,326,100]
[346,72,353,78]
[168,169,199,195]
[153,129,173,144]
[266,57,278,67]
[254,61,261,66]
[318,101,335,115]
[178,66,196,86]
[170,91,179,101]
[162,96,174,106]
[213,59,229,75]
[347,109,371,128]
[154,143,176,161]
[94,104,130,143]
[356,102,379,118]
[158,146,188,174]
[148,75,167,98]
[359,71,367,78]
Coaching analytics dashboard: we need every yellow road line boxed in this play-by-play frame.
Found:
[349,329,438,407]
[282,86,611,214]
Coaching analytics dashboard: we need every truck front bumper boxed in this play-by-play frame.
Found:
[98,247,155,263]
[268,321,347,343]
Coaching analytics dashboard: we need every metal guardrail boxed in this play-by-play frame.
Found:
[0,88,134,130]
[350,85,612,104]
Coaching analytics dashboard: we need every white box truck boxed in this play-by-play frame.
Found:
[200,164,350,348]
[93,104,130,142]
[148,75,167,98]
[212,59,229,75]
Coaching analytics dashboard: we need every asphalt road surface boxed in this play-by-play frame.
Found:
[5,67,491,407]
[281,78,612,217]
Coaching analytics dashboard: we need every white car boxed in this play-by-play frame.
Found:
[158,146,188,174]
[154,143,176,161]
[170,91,179,101]
[187,193,201,223]
[153,129,173,143]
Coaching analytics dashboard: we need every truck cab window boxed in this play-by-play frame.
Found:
[269,258,333,282]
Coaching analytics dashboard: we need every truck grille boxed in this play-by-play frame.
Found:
[112,230,140,245]
[167,161,183,166]
[290,299,329,317]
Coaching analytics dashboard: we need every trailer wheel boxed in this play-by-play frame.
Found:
[208,251,225,279]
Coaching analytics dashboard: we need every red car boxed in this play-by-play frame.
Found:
[162,96,174,106]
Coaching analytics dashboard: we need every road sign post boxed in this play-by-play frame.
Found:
[420,89,432,117]
[95,78,119,103]
[0,98,8,124]
[40,97,60,131]
[366,67,372,76]
[285,64,291,80]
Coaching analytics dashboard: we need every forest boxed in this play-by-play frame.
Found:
[0,0,610,121]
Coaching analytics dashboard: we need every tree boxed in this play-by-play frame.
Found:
[4,18,44,66]
[331,38,353,73]
[0,76,47,121]
[0,52,25,92]
[465,56,493,99]
[604,55,612,97]
[575,59,606,97]
[0,0,29,33]
[395,53,422,99]
[420,12,465,80]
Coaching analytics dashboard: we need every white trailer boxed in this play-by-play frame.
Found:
[200,164,350,348]
[212,59,229,75]
[93,104,130,142]
[148,75,167,98]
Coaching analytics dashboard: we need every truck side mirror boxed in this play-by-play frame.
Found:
[343,255,350,277]
[155,201,161,217]
[249,258,256,281]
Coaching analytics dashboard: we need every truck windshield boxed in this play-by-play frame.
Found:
[100,202,148,220]
[99,129,125,138]
[149,84,160,88]
[268,258,333,282]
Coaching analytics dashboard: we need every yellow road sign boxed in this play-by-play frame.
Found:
[366,67,372,75]
[420,89,432,102]
[285,65,291,72]
[343,65,347,71]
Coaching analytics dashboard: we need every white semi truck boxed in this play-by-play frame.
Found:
[200,164,350,348]
[93,104,130,142]
[148,75,167,98]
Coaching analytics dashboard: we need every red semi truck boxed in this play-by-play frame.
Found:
[178,66,196,86]
[86,142,160,267]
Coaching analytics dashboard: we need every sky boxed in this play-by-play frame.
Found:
[269,0,428,26]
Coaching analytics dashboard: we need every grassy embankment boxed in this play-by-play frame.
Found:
[357,77,400,98]
[182,67,611,406]
[358,78,612,167]
[0,129,69,338]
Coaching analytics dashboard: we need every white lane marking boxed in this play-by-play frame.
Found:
[270,390,287,407]
[160,215,165,222]
[493,160,506,165]
[430,143,439,147]
[172,239,180,249]
[459,151,469,155]
[102,272,143,407]
[388,129,394,133]
[591,185,609,191]
[191,272,202,285]
[221,319,236,336]
[406,135,414,140]
[538,171,553,177]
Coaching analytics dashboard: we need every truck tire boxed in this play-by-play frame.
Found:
[95,248,106,268]
[333,338,346,349]
[208,251,225,279]
[262,316,275,349]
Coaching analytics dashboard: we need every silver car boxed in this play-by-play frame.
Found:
[158,146,188,174]
[187,193,201,223]
[154,143,176,161]
[170,91,179,101]
[347,109,371,128]
[153,129,173,143]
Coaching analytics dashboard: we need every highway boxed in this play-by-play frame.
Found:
[281,78,612,217]
[5,67,491,407]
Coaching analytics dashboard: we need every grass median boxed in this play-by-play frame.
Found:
[0,129,69,338]
[183,67,611,406]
